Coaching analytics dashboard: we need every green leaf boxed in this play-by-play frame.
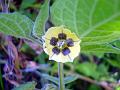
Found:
[51,0,120,37]
[51,0,120,53]
[41,84,58,90]
[35,52,48,64]
[88,84,101,90]
[81,44,120,54]
[111,40,120,49]
[75,62,110,80]
[97,64,108,76]
[75,62,98,78]
[20,0,36,9]
[0,12,33,40]
[42,74,59,85]
[107,59,120,68]
[64,75,78,84]
[116,86,120,90]
[81,16,120,46]
[33,0,50,37]
[12,81,36,90]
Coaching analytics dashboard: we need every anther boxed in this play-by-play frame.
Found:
[66,38,74,47]
[62,47,70,55]
[50,37,58,46]
[58,33,67,39]
[52,47,60,55]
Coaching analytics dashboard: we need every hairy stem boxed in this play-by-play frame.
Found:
[58,62,65,90]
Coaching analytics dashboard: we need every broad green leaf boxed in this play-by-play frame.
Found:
[64,75,78,84]
[12,81,36,90]
[51,0,120,37]
[51,0,120,53]
[33,0,50,37]
[0,12,33,40]
[42,73,59,85]
[82,23,120,45]
[81,44,120,54]
[111,40,120,49]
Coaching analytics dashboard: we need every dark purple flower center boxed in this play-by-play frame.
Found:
[58,33,66,39]
[52,47,60,55]
[62,47,70,55]
[50,33,74,55]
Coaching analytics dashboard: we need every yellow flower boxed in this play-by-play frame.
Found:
[42,26,81,63]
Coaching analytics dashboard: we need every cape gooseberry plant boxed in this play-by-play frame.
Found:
[1,0,120,90]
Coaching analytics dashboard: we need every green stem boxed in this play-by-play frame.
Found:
[58,62,65,90]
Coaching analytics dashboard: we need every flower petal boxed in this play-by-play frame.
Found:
[49,53,73,63]
[69,41,81,60]
[43,26,64,40]
[62,29,80,41]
